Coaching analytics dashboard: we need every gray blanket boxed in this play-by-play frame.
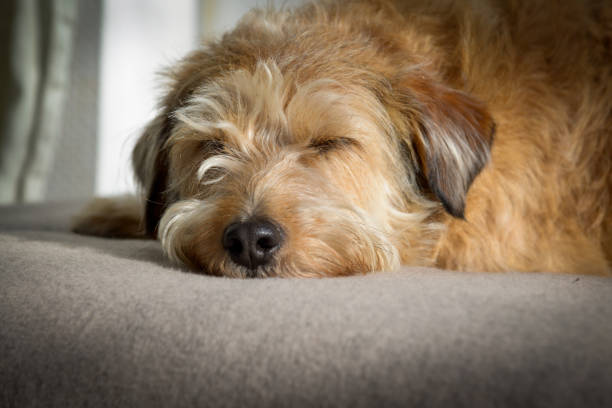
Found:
[1,202,611,407]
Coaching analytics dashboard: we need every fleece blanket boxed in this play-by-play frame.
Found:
[1,201,611,407]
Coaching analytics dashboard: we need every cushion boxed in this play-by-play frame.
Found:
[1,201,611,407]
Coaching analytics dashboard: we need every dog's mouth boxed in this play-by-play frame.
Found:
[225,262,280,279]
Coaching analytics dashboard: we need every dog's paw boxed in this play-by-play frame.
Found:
[71,195,146,238]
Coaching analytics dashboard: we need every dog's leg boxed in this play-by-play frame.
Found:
[71,195,146,238]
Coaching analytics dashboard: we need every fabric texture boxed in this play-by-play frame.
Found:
[1,201,611,407]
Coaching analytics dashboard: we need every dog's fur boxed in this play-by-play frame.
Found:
[73,0,612,277]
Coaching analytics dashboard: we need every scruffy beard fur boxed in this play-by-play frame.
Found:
[73,0,612,278]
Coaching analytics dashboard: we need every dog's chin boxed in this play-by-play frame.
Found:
[158,199,400,278]
[189,253,393,279]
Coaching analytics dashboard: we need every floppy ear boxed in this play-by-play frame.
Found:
[129,44,236,235]
[396,75,495,218]
[132,113,174,236]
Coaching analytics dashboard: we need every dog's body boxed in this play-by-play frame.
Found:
[74,0,612,277]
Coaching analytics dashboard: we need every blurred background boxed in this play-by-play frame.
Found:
[0,0,303,204]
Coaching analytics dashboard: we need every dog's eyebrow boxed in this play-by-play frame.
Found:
[309,137,360,152]
[200,138,225,153]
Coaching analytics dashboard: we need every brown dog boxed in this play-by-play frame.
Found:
[73,0,612,277]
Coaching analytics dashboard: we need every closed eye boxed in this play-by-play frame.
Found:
[309,137,358,153]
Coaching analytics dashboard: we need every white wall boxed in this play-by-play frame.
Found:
[96,0,303,196]
[97,0,198,195]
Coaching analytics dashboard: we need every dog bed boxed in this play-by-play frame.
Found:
[1,201,611,407]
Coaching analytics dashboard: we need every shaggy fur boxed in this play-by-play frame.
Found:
[73,0,612,277]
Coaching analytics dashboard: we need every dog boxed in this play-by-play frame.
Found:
[73,0,612,277]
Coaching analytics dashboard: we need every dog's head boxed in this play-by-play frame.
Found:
[133,7,494,277]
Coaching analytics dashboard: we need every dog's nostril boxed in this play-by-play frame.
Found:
[226,237,243,254]
[222,219,283,271]
[254,226,281,251]
[257,236,276,250]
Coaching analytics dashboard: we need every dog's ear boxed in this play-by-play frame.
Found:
[132,113,174,236]
[131,48,222,236]
[395,75,495,218]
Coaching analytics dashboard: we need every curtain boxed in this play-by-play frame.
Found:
[0,0,100,204]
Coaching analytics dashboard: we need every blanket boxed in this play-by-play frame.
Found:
[1,201,611,407]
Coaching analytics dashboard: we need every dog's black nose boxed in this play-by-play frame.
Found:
[222,219,283,272]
